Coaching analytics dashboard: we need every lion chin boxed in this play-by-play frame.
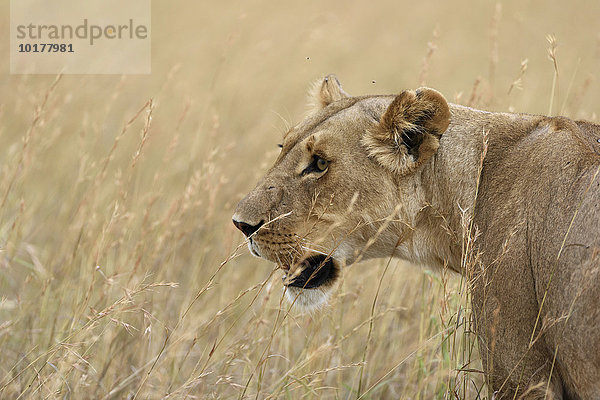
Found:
[283,285,335,313]
[280,254,341,313]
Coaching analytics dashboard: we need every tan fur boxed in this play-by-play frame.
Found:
[233,75,600,399]
[363,88,450,175]
[308,74,350,112]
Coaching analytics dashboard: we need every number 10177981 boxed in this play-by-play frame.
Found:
[18,43,74,53]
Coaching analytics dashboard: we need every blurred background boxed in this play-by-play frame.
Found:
[1,1,599,398]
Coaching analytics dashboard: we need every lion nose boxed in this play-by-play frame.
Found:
[232,219,264,237]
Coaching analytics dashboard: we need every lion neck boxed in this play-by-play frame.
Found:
[392,105,492,273]
[394,104,543,274]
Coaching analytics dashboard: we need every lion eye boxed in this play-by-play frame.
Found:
[316,157,328,171]
[301,155,329,176]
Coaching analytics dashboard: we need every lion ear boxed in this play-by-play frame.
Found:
[309,74,350,111]
[363,87,450,175]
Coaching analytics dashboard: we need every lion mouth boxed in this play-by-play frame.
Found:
[283,255,338,289]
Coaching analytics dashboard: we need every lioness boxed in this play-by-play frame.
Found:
[232,75,600,399]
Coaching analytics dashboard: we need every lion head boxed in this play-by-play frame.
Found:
[232,75,451,310]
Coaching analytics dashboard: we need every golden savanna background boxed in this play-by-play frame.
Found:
[1,1,599,398]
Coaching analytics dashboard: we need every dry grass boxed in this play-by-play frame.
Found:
[1,1,599,398]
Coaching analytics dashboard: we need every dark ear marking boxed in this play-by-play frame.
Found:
[402,126,424,158]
